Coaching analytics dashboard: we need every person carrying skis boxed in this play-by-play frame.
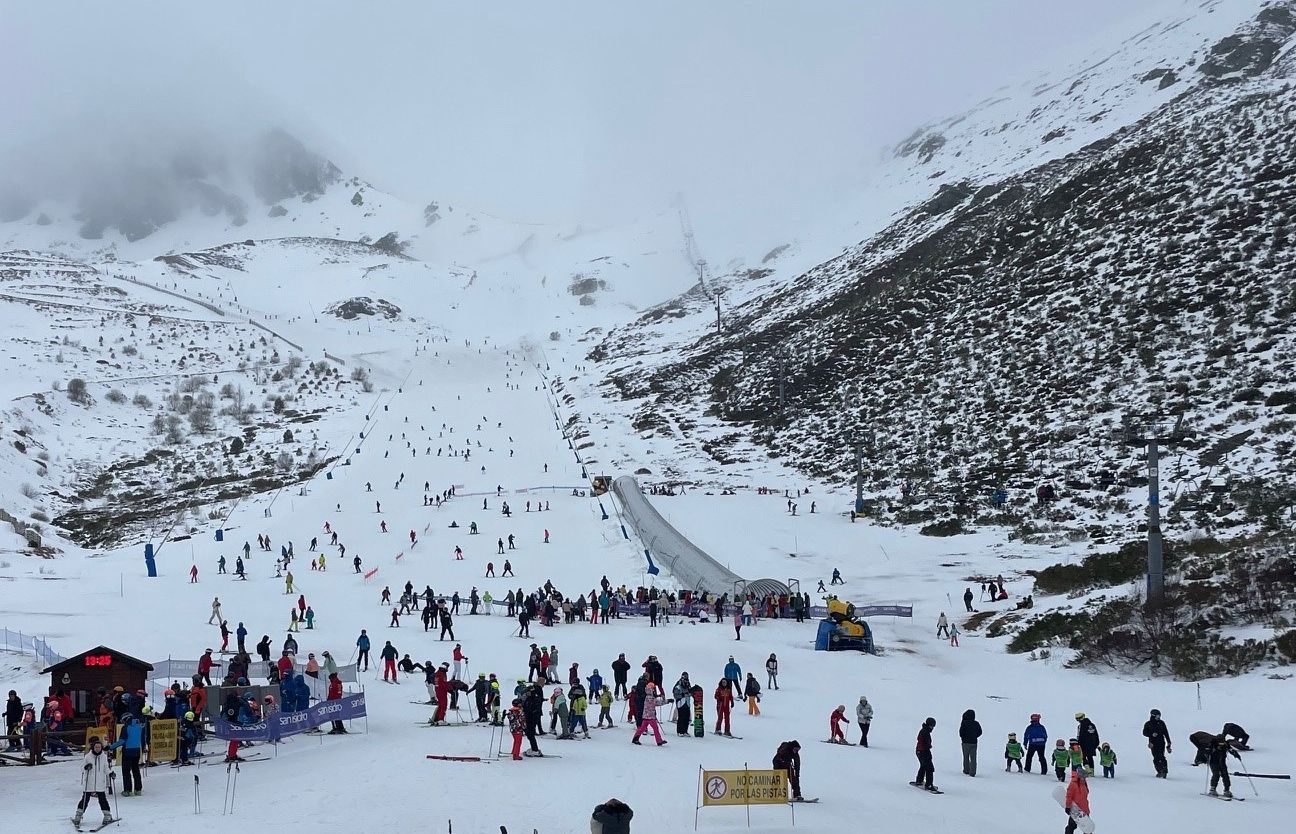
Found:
[1062,765,1091,833]
[828,705,848,743]
[380,641,399,682]
[773,740,804,801]
[714,679,735,736]
[1052,739,1070,781]
[1004,732,1024,772]
[1206,734,1241,798]
[1023,713,1048,774]
[1142,708,1171,778]
[73,736,116,829]
[913,717,937,792]
[856,696,873,747]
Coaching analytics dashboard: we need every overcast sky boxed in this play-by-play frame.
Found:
[2,0,1188,233]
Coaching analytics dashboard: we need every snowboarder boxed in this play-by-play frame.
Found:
[744,674,761,715]
[72,736,116,829]
[773,740,804,800]
[1142,708,1171,778]
[913,717,938,792]
[960,709,982,776]
[830,568,843,585]
[856,696,873,747]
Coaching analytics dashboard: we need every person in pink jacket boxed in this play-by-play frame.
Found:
[631,682,667,746]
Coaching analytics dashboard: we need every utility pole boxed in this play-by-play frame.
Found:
[715,291,722,335]
[777,351,786,412]
[1122,414,1188,606]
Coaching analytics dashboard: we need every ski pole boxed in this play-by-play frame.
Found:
[1238,755,1259,797]
[110,772,120,821]
[194,774,201,814]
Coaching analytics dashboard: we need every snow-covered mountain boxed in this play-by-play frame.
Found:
[584,3,1296,563]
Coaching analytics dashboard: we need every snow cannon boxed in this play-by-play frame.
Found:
[816,596,874,653]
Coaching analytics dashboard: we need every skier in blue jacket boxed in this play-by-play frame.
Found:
[587,670,604,697]
[1023,713,1049,774]
[723,657,744,701]
[109,715,148,796]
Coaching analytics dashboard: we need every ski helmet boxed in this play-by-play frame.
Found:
[1150,709,1161,717]
[184,711,195,720]
[1074,712,1085,720]
[1030,713,1041,721]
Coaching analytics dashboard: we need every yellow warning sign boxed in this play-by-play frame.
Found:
[700,769,788,806]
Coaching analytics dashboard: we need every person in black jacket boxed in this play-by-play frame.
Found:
[1075,712,1100,773]
[1141,709,1172,778]
[520,684,544,753]
[913,717,937,791]
[591,798,634,834]
[5,690,23,751]
[1189,730,1216,765]
[611,653,631,700]
[959,709,983,776]
[1222,722,1250,749]
[1206,734,1240,798]
[773,740,803,800]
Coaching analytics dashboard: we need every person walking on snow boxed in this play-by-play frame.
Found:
[963,587,975,612]
[1060,764,1092,833]
[856,696,873,746]
[1024,713,1049,774]
[744,674,761,715]
[1075,713,1100,775]
[1141,708,1172,778]
[1052,739,1071,781]
[1005,733,1025,771]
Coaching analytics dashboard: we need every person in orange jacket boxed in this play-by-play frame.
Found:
[1063,765,1092,833]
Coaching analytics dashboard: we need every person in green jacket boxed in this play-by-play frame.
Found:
[1068,738,1085,773]
[1052,739,1071,782]
[1004,732,1024,772]
[568,683,590,738]
[1099,742,1118,778]
[597,688,615,728]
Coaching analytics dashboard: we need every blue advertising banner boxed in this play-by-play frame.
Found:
[212,692,367,741]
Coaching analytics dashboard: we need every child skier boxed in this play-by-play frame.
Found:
[1052,739,1070,782]
[568,683,590,738]
[73,736,116,829]
[1099,742,1117,778]
[508,701,526,760]
[829,704,849,743]
[597,687,615,728]
[1005,732,1024,771]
